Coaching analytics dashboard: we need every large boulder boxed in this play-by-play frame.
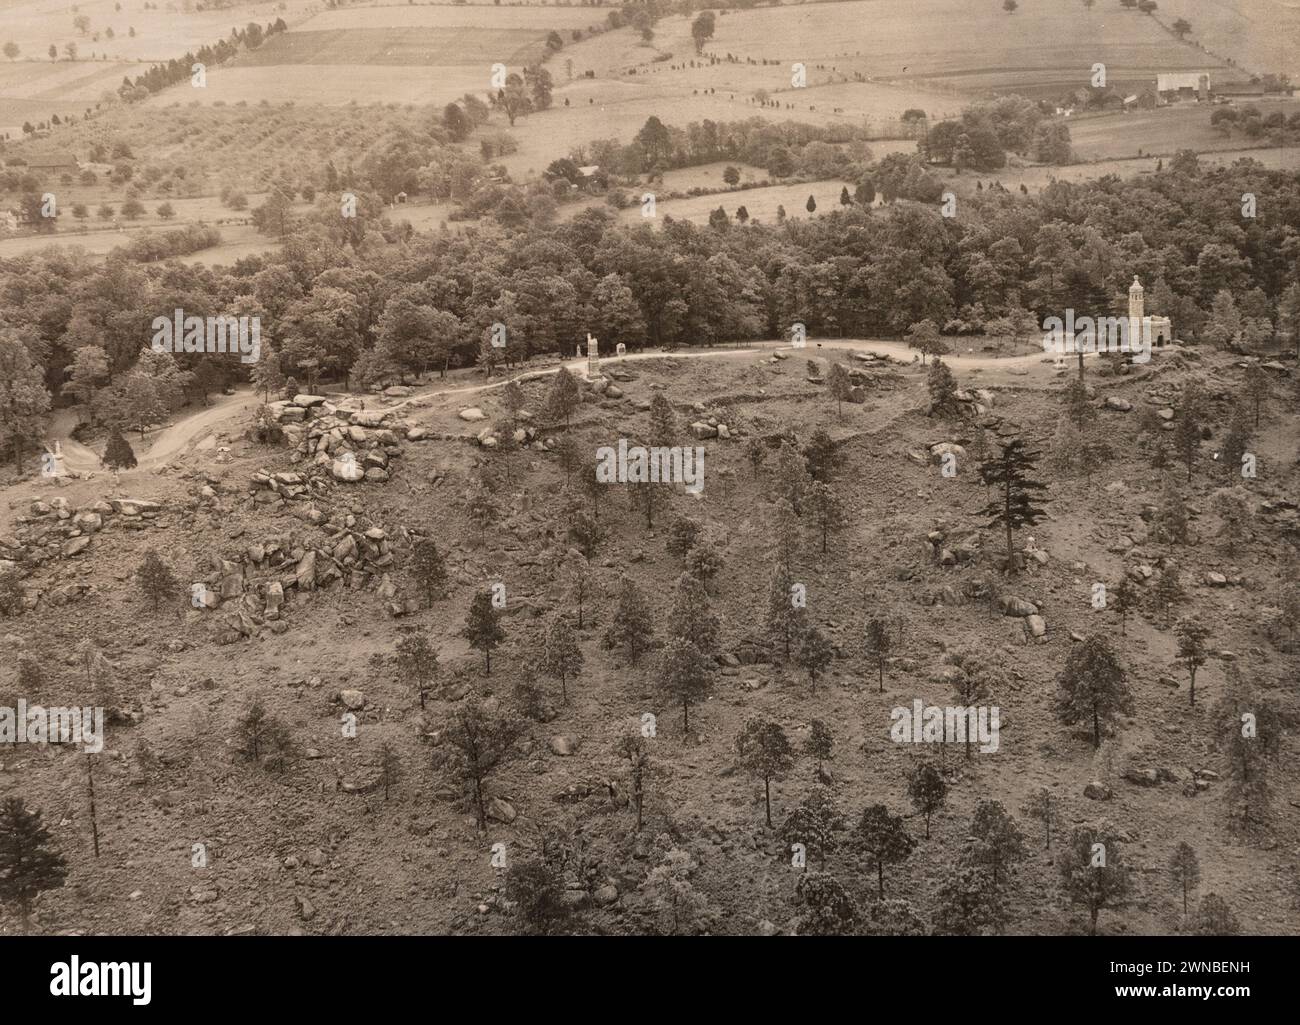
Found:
[295,551,318,591]
[459,407,487,422]
[331,455,365,482]
[998,595,1039,617]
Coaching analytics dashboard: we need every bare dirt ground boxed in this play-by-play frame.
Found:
[4,338,1294,936]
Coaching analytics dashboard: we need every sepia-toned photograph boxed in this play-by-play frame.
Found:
[0,0,1297,1000]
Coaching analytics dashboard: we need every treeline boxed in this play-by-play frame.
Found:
[572,116,875,179]
[1,155,1298,468]
[114,224,222,263]
[115,19,288,103]
[921,95,1072,170]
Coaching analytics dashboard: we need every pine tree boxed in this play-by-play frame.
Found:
[666,515,701,558]
[1219,403,1252,480]
[563,552,594,629]
[1152,567,1186,628]
[927,357,959,417]
[647,392,677,447]
[907,761,948,838]
[744,437,766,478]
[1173,380,1205,481]
[462,590,507,674]
[1168,841,1200,917]
[1174,617,1210,706]
[802,428,840,483]
[685,539,724,589]
[1243,360,1269,427]
[978,438,1048,574]
[540,613,584,703]
[444,698,526,832]
[0,798,67,933]
[659,638,712,733]
[794,872,858,935]
[233,699,296,771]
[763,562,804,660]
[1055,634,1133,749]
[668,572,719,657]
[1111,575,1138,636]
[945,651,998,760]
[851,621,889,705]
[963,799,1027,890]
[396,629,439,709]
[804,480,846,553]
[1059,825,1132,935]
[932,863,1009,936]
[855,804,915,899]
[805,718,833,783]
[101,427,137,470]
[826,362,853,417]
[408,539,448,607]
[617,728,652,830]
[1063,377,1095,430]
[603,577,654,664]
[1192,893,1240,936]
[377,741,401,802]
[136,549,178,612]
[251,342,286,401]
[546,366,581,428]
[795,624,834,694]
[735,717,796,827]
[780,787,844,866]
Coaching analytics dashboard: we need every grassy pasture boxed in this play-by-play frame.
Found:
[1067,99,1300,160]
[0,0,318,62]
[608,178,861,229]
[236,26,552,68]
[699,0,1247,94]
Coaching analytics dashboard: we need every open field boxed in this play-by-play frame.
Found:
[696,0,1252,97]
[1067,99,1300,161]
[947,144,1300,198]
[606,178,862,228]
[0,0,319,62]
[1154,0,1300,81]
[236,27,553,68]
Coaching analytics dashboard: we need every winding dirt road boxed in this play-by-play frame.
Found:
[45,339,1057,476]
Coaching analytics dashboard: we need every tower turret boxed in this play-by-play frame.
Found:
[1129,276,1145,321]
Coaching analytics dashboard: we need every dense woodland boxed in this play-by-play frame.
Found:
[1,151,1298,468]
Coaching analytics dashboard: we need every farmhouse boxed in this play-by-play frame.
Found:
[21,151,80,175]
[1156,73,1211,103]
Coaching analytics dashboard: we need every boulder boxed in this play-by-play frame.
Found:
[1104,397,1132,412]
[339,689,365,711]
[1123,767,1159,787]
[110,498,161,516]
[331,455,365,482]
[61,536,91,557]
[549,735,579,756]
[1083,781,1112,801]
[487,797,517,824]
[1026,614,1046,638]
[295,551,318,591]
[690,421,718,440]
[459,407,487,422]
[292,394,327,407]
[998,595,1039,617]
